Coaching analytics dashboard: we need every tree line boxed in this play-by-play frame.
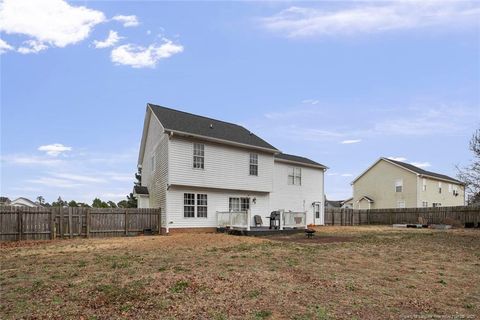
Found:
[35,193,137,208]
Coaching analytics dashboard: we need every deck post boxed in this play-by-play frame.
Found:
[304,211,308,229]
[229,211,232,229]
[279,210,284,230]
[246,210,251,231]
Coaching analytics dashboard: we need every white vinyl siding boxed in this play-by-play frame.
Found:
[271,161,324,226]
[397,200,406,208]
[166,187,269,228]
[438,182,442,194]
[169,137,274,192]
[422,178,427,191]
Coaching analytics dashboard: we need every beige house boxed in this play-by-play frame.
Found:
[352,158,465,209]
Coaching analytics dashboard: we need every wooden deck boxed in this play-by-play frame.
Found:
[217,227,305,236]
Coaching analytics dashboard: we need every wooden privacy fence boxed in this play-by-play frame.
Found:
[0,206,161,241]
[324,206,480,226]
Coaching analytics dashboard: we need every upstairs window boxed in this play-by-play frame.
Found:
[438,182,442,194]
[395,179,403,192]
[193,143,204,169]
[422,178,427,191]
[249,153,258,176]
[448,184,453,193]
[288,167,302,185]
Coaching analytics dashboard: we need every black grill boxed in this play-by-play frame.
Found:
[269,211,280,229]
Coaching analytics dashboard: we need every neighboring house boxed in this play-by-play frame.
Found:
[135,104,327,232]
[0,197,11,206]
[9,197,43,207]
[341,197,353,209]
[325,199,343,209]
[352,157,465,209]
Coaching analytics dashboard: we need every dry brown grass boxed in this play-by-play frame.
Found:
[1,226,479,319]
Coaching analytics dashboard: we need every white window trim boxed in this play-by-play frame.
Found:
[288,167,302,186]
[249,153,258,176]
[395,179,403,193]
[193,143,205,169]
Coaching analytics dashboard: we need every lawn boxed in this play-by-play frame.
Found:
[1,226,479,319]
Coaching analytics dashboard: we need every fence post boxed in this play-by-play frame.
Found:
[125,209,128,236]
[86,209,90,238]
[17,208,23,241]
[50,209,55,240]
[158,209,161,235]
[59,207,64,238]
[68,207,73,239]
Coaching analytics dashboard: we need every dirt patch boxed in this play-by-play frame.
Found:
[265,234,353,244]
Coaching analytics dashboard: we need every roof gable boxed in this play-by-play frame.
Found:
[149,104,278,152]
[352,157,463,185]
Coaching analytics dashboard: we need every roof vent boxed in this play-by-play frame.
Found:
[209,124,214,129]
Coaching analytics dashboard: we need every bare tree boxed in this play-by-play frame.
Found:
[457,129,480,205]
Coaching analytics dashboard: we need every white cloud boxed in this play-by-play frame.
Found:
[38,143,72,156]
[341,139,361,144]
[0,38,14,53]
[302,99,319,105]
[93,30,122,49]
[1,155,63,166]
[52,173,106,183]
[112,15,139,27]
[27,177,83,188]
[260,2,480,38]
[17,40,48,54]
[111,39,183,68]
[410,161,431,168]
[0,0,105,50]
[388,156,407,162]
[341,173,353,177]
[326,172,338,176]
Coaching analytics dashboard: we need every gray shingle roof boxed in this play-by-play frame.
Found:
[149,104,278,151]
[383,158,463,184]
[275,153,327,168]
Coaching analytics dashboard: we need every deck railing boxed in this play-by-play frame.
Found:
[216,210,251,231]
[282,211,307,229]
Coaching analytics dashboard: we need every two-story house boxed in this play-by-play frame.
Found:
[351,157,465,209]
[135,104,327,233]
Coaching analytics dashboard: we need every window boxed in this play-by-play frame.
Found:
[397,200,406,208]
[249,153,258,176]
[193,143,204,169]
[288,167,302,185]
[184,193,208,218]
[197,194,208,218]
[422,201,428,208]
[432,202,442,208]
[448,184,453,193]
[395,179,403,192]
[422,178,427,191]
[184,193,195,218]
[438,182,442,194]
[229,197,250,211]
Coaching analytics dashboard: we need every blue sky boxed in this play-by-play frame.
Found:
[1,0,479,203]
